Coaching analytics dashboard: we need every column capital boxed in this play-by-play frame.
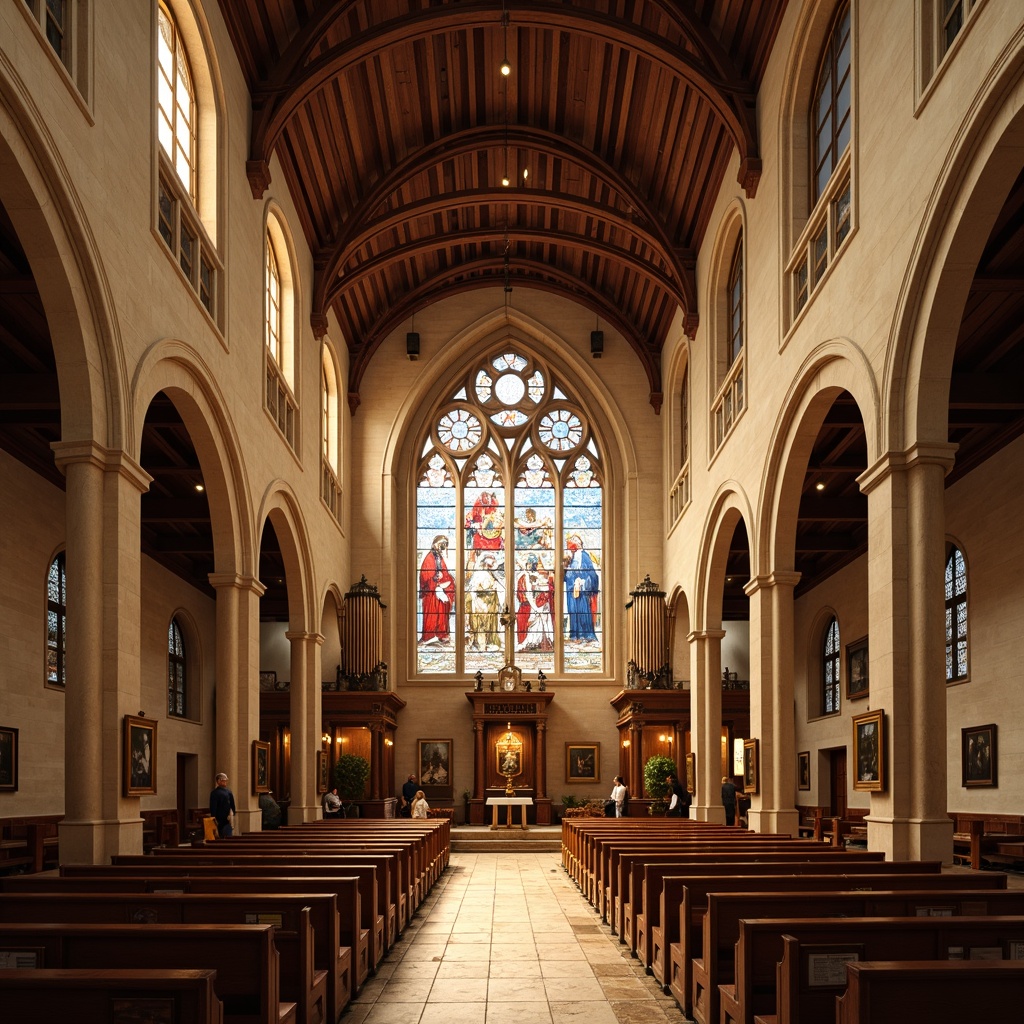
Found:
[858,441,959,495]
[208,572,267,597]
[744,570,802,596]
[286,631,325,646]
[687,628,726,643]
[51,440,152,493]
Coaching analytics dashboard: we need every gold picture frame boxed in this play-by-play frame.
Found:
[852,709,885,792]
[123,715,157,796]
[566,743,600,783]
[743,738,759,794]
[317,749,329,794]
[252,739,271,794]
[798,750,811,791]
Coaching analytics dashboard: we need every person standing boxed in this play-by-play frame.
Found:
[666,773,691,818]
[259,790,282,830]
[322,786,342,818]
[209,772,236,837]
[721,775,737,826]
[410,789,430,819]
[610,775,628,817]
[399,773,418,818]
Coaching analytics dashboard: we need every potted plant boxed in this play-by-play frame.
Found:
[332,753,370,817]
[643,754,677,815]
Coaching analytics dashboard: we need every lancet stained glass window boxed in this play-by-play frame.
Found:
[945,545,968,682]
[416,350,603,675]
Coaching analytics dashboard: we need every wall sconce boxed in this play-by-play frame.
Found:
[659,733,674,744]
[336,735,344,743]
[321,733,330,745]
[384,738,393,747]
[621,739,631,748]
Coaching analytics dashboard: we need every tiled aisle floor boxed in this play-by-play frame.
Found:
[347,851,683,1024]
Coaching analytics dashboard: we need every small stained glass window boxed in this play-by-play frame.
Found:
[823,616,840,714]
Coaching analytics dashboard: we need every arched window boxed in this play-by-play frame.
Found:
[321,344,342,520]
[157,3,196,199]
[822,615,840,714]
[415,349,603,676]
[945,544,968,682]
[812,3,852,204]
[168,617,187,717]
[714,235,745,450]
[154,1,220,320]
[789,1,853,319]
[264,219,297,447]
[46,551,66,688]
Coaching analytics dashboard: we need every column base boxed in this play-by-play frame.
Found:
[748,808,799,836]
[59,817,144,864]
[866,815,954,863]
[690,804,726,824]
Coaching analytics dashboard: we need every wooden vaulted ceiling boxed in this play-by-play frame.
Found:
[218,0,788,406]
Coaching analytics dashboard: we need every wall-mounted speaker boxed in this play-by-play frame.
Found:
[590,330,604,358]
[406,332,420,361]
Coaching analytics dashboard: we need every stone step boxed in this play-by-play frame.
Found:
[450,825,562,854]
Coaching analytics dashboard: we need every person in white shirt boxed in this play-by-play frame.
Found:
[410,789,430,819]
[610,775,628,817]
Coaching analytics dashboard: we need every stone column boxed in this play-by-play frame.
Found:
[52,442,151,864]
[688,628,726,822]
[745,571,801,835]
[859,443,956,861]
[208,572,265,834]
[287,630,324,823]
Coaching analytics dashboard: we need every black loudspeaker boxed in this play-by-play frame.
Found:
[406,332,420,361]
[591,330,604,358]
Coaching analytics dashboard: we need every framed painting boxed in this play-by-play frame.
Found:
[846,636,869,700]
[418,738,453,789]
[853,709,885,792]
[124,715,156,796]
[962,724,997,787]
[566,743,600,783]
[258,670,277,691]
[685,752,696,794]
[798,750,811,791]
[317,750,329,794]
[252,739,271,794]
[0,725,18,792]
[743,738,759,794]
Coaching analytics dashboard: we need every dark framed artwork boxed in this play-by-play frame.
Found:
[418,738,453,789]
[124,715,156,796]
[798,750,811,791]
[317,750,329,794]
[846,636,869,700]
[566,743,600,783]
[962,724,997,787]
[252,739,271,794]
[685,752,696,794]
[0,726,18,791]
[258,670,277,691]
[741,738,758,794]
[852,709,885,792]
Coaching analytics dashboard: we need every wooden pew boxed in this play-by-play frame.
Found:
[0,902,325,1024]
[3,879,351,1022]
[111,852,388,967]
[613,848,884,951]
[641,860,954,981]
[834,960,1024,1024]
[711,914,1024,1024]
[658,866,1006,1007]
[0,921,295,1024]
[58,864,368,1001]
[0,968,224,1023]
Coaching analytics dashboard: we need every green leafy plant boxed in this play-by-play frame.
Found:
[561,795,579,808]
[643,754,678,815]
[332,753,370,810]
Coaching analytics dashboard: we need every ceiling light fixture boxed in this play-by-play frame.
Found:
[500,1,511,76]
[815,481,825,491]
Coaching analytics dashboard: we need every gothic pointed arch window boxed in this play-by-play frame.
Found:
[46,551,67,688]
[168,617,187,717]
[945,543,968,682]
[822,615,840,715]
[415,349,604,676]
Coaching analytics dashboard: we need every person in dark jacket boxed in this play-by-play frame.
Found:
[666,773,691,817]
[721,776,737,826]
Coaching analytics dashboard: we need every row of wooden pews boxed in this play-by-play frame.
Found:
[0,817,450,1024]
[561,817,1024,1024]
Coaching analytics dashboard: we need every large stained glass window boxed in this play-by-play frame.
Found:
[416,350,604,675]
